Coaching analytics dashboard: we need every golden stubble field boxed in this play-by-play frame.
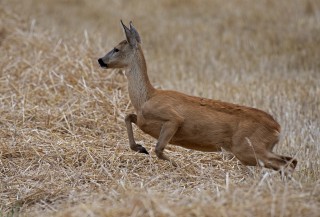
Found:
[1,0,320,216]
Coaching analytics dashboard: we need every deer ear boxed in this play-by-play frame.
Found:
[120,20,138,47]
[129,21,141,44]
[121,20,131,42]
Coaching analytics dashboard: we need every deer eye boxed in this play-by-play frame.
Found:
[114,48,119,52]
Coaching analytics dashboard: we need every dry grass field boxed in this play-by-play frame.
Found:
[1,0,320,216]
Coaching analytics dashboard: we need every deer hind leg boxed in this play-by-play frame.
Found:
[260,153,297,174]
[231,133,297,173]
[230,138,260,167]
[257,137,298,173]
[154,120,182,167]
[125,114,149,154]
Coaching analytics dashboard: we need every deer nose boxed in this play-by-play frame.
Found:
[98,58,108,68]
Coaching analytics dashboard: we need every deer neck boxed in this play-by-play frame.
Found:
[126,47,155,111]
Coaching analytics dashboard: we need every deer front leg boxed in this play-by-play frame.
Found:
[155,119,183,167]
[125,114,149,154]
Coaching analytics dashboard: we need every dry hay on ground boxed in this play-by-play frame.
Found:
[0,0,320,216]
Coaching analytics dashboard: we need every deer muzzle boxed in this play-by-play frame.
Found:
[98,58,108,68]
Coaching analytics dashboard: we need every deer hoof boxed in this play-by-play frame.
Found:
[136,144,149,155]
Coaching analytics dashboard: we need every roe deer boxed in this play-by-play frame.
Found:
[98,21,297,174]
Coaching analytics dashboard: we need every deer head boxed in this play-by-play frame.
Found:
[98,20,141,69]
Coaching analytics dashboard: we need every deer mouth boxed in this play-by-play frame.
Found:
[98,58,108,68]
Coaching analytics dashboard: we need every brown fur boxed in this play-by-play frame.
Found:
[98,21,297,174]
